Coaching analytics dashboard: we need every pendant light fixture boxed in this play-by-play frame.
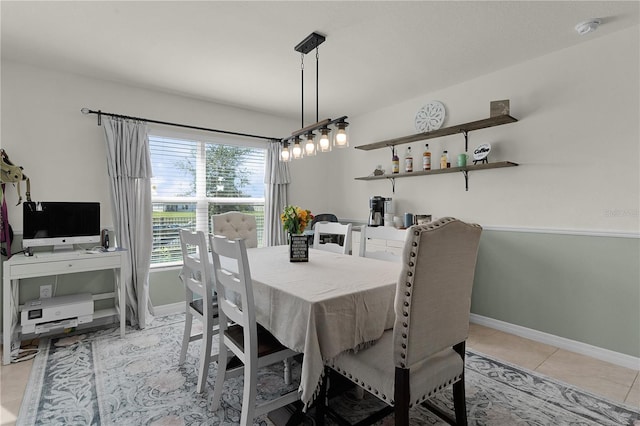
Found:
[281,32,349,161]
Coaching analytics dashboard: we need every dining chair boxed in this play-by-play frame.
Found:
[208,234,301,425]
[211,211,258,248]
[311,213,339,245]
[313,222,352,254]
[212,212,292,385]
[316,217,482,426]
[358,225,408,262]
[178,229,219,394]
[310,213,338,229]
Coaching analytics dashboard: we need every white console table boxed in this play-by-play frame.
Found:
[2,249,126,365]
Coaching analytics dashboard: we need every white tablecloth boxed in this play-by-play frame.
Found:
[246,245,400,407]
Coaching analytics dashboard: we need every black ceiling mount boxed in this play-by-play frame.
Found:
[294,32,326,54]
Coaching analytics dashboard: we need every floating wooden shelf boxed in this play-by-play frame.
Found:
[355,161,518,181]
[354,114,517,151]
[355,161,518,192]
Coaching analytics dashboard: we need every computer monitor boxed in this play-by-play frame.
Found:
[22,201,101,251]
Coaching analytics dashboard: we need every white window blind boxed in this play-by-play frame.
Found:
[149,134,265,265]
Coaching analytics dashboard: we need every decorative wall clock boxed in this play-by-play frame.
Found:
[414,101,446,133]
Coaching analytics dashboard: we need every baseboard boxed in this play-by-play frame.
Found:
[150,302,184,317]
[470,314,640,370]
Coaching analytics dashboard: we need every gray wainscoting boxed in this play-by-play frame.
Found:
[472,228,639,358]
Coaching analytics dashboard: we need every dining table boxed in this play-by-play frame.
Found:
[244,245,402,408]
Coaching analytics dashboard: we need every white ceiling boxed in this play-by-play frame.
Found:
[2,1,638,122]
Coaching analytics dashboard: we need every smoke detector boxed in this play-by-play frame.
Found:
[575,19,601,35]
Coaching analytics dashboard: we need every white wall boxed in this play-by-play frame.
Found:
[0,61,299,231]
[7,27,634,236]
[314,26,639,234]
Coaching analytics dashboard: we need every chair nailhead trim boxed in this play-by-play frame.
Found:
[329,363,457,409]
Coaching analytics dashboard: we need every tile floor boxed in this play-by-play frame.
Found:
[1,323,638,425]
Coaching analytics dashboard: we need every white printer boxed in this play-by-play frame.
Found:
[21,293,94,334]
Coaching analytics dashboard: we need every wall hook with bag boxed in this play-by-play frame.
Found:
[1,149,31,258]
[1,149,31,205]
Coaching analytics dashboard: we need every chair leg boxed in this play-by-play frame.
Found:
[210,338,228,411]
[240,353,259,426]
[453,341,467,426]
[453,375,467,426]
[284,358,292,385]
[179,310,192,365]
[394,367,410,426]
[196,317,213,394]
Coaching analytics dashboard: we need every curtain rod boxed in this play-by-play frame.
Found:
[80,108,280,142]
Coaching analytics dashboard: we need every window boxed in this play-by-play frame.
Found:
[149,133,265,265]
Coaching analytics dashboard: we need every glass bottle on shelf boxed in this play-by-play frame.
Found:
[392,148,399,174]
[422,144,431,171]
[440,150,450,169]
[405,146,413,172]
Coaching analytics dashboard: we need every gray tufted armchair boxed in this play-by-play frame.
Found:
[211,211,258,248]
[317,217,483,426]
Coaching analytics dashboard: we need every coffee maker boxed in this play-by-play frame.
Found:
[368,196,386,227]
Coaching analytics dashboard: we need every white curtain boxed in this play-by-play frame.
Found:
[264,141,290,246]
[103,117,153,329]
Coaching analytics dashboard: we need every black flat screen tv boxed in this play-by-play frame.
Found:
[22,201,101,251]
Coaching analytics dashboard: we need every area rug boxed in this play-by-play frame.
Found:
[17,315,640,425]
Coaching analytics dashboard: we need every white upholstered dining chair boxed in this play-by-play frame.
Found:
[313,222,352,254]
[358,225,408,262]
[178,229,219,394]
[211,211,258,248]
[208,234,301,425]
[317,217,483,426]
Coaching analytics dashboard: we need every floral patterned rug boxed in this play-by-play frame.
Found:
[18,315,640,425]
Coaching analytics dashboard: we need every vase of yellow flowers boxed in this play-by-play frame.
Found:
[281,205,313,262]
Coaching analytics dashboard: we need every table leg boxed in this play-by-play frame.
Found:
[2,268,12,365]
[118,254,126,337]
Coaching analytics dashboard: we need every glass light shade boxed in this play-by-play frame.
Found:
[292,139,303,159]
[318,128,331,152]
[304,133,316,156]
[333,122,349,148]
[280,145,291,162]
